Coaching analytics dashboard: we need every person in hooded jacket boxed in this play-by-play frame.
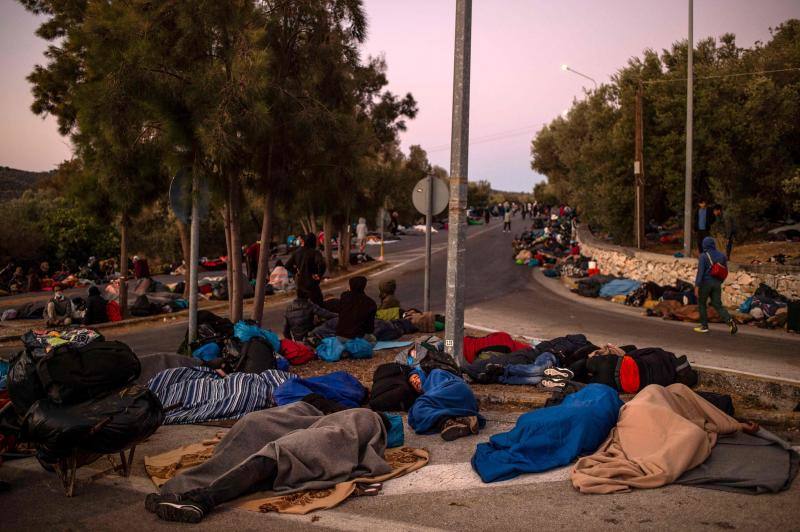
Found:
[285,233,326,305]
[694,236,737,335]
[283,288,338,341]
[84,285,108,325]
[335,276,377,340]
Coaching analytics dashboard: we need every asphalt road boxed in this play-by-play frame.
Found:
[3,219,800,530]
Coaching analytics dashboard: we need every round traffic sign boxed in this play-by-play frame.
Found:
[412,177,449,216]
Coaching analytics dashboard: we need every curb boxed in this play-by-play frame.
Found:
[0,260,388,346]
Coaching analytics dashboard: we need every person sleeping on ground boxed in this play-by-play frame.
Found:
[146,396,396,524]
[283,288,338,341]
[406,366,484,441]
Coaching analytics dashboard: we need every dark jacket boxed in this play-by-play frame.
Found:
[84,286,108,325]
[335,276,377,339]
[695,237,727,286]
[694,207,716,231]
[285,239,326,290]
[283,297,337,340]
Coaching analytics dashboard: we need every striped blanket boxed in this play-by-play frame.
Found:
[148,366,297,425]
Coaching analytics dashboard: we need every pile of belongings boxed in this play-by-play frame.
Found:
[460,332,699,397]
[737,283,796,329]
[511,215,580,276]
[3,329,163,492]
[471,381,799,496]
[197,272,254,301]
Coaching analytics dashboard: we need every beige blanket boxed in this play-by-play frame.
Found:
[571,383,740,494]
[146,441,428,515]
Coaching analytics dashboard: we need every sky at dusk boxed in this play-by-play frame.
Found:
[1,0,798,191]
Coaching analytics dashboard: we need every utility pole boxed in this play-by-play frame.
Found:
[634,82,645,249]
[188,169,200,343]
[445,0,471,367]
[423,174,433,312]
[683,0,694,257]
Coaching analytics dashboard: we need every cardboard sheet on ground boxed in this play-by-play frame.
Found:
[145,438,428,515]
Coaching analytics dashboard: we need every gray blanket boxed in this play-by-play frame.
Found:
[677,428,800,494]
[161,402,390,495]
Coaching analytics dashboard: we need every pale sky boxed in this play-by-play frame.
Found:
[1,0,798,191]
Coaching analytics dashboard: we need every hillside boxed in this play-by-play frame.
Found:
[0,166,53,201]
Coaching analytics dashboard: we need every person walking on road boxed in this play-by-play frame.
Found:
[286,233,326,306]
[713,204,737,259]
[356,218,368,253]
[693,236,737,335]
[503,210,512,233]
[484,207,491,225]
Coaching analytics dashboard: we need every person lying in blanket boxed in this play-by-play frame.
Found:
[407,367,485,441]
[146,395,400,524]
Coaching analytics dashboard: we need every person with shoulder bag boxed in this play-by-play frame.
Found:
[694,237,737,335]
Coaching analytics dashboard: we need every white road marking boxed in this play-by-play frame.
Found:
[379,462,570,497]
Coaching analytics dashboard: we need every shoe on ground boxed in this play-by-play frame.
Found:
[452,415,479,435]
[544,367,574,381]
[145,493,180,513]
[693,326,710,333]
[440,418,473,441]
[541,377,566,389]
[155,501,207,523]
[729,320,738,335]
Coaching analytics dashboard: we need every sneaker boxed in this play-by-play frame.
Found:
[541,377,566,389]
[729,320,738,336]
[440,418,472,441]
[453,415,479,435]
[693,326,710,334]
[155,501,207,524]
[145,493,180,513]
[544,367,574,381]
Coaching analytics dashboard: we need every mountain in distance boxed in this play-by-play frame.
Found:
[0,166,54,201]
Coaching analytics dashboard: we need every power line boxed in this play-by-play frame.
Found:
[425,123,540,152]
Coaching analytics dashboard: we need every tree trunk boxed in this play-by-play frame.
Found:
[119,214,129,319]
[338,212,351,271]
[177,219,191,298]
[252,190,274,325]
[222,203,234,318]
[300,218,309,236]
[323,213,334,274]
[309,211,318,233]
[229,177,244,323]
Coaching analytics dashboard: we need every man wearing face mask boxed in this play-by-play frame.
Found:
[45,285,74,326]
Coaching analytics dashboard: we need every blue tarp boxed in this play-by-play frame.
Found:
[374,340,413,351]
[471,384,623,483]
[408,369,485,434]
[316,337,374,362]
[273,371,367,408]
[599,279,641,298]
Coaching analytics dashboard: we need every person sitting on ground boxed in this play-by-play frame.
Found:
[376,279,401,321]
[84,285,108,325]
[694,236,737,335]
[335,276,377,340]
[145,399,394,524]
[268,259,289,291]
[407,366,484,441]
[9,267,26,294]
[283,288,338,341]
[285,233,326,305]
[45,286,74,326]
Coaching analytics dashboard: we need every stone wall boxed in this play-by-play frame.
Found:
[576,226,800,306]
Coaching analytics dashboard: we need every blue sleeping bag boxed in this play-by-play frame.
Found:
[407,369,485,434]
[273,371,367,408]
[471,384,622,483]
[598,279,641,298]
[233,321,281,352]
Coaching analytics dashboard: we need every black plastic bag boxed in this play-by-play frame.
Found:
[38,341,141,405]
[7,348,47,416]
[22,384,164,460]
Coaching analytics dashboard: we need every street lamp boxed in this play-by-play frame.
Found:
[560,64,598,90]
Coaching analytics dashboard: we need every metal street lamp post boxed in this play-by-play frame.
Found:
[561,64,597,90]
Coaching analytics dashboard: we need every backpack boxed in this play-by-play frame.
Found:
[231,337,276,374]
[706,252,728,281]
[280,339,316,365]
[38,340,141,405]
[787,300,800,333]
[420,349,460,376]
